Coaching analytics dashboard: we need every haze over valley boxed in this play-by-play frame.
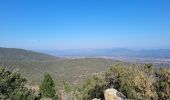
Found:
[0,47,170,86]
[39,48,170,66]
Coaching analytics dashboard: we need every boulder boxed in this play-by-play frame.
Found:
[104,88,126,100]
[92,98,101,100]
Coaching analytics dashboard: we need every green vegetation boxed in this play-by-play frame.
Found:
[78,63,170,100]
[0,67,60,100]
[0,47,56,61]
[155,67,170,99]
[0,57,115,85]
[62,81,73,93]
[0,48,170,99]
[0,62,170,100]
[40,73,57,99]
[0,67,35,100]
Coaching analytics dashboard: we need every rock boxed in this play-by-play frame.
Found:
[92,98,101,100]
[104,88,126,100]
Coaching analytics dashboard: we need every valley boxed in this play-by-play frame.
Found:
[1,47,170,86]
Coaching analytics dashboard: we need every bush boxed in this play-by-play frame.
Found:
[79,63,170,100]
[78,74,107,100]
[62,81,72,93]
[106,64,157,99]
[0,67,35,100]
[39,73,56,98]
[10,88,35,100]
[155,67,170,99]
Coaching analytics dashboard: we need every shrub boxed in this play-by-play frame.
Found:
[62,81,72,93]
[106,64,157,99]
[79,63,170,100]
[9,88,35,100]
[0,67,35,100]
[78,74,107,100]
[155,67,170,99]
[39,73,56,98]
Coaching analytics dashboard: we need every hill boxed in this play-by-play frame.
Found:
[0,58,116,85]
[1,47,169,86]
[0,47,56,61]
[0,47,116,85]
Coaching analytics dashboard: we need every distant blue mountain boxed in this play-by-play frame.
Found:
[39,48,170,59]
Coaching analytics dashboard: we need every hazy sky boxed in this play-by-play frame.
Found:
[0,0,170,50]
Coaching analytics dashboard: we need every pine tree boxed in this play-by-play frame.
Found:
[0,67,35,100]
[40,73,56,98]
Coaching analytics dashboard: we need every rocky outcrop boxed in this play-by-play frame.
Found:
[92,88,126,100]
[92,98,101,100]
[104,88,126,100]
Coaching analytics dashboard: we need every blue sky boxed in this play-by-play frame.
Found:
[0,0,170,50]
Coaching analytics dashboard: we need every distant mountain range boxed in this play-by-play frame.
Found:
[39,48,170,59]
[1,47,170,60]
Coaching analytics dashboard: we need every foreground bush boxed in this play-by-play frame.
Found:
[155,67,170,99]
[40,73,58,99]
[0,67,35,100]
[79,63,170,100]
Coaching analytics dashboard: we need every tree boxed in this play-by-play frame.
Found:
[0,67,35,100]
[39,73,56,98]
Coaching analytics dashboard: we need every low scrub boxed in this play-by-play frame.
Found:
[78,63,170,100]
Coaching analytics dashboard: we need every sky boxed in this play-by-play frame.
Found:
[0,0,170,50]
